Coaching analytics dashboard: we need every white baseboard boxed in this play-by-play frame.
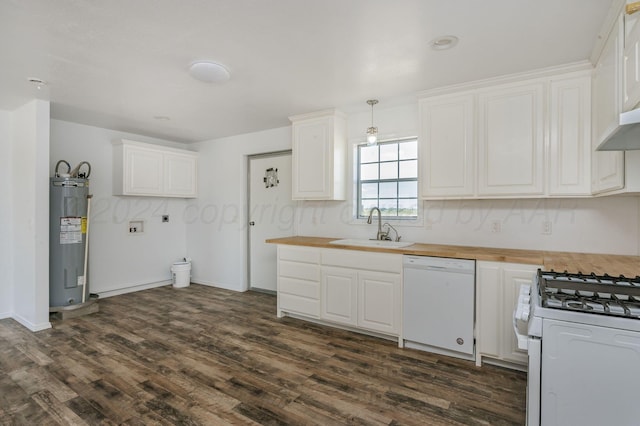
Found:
[191,277,246,292]
[12,313,51,332]
[96,280,172,299]
[0,311,11,320]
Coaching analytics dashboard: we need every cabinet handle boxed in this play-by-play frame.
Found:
[249,221,255,226]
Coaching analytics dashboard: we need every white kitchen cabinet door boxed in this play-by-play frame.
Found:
[164,152,198,197]
[321,267,358,326]
[478,82,545,196]
[593,14,623,146]
[592,14,625,194]
[624,15,640,111]
[501,266,538,365]
[476,261,539,368]
[419,93,475,198]
[548,74,592,196]
[476,262,501,360]
[123,145,164,195]
[357,271,401,335]
[290,110,346,200]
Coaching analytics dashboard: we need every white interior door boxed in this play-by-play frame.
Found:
[249,152,295,292]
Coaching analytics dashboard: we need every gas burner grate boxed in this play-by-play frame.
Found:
[538,270,640,319]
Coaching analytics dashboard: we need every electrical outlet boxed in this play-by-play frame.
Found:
[162,215,169,223]
[491,220,501,233]
[542,221,552,235]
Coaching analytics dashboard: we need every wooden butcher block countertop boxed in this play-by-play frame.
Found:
[266,236,640,277]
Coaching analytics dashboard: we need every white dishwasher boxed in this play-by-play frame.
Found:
[403,255,475,360]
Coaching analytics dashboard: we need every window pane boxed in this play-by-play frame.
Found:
[360,163,378,180]
[399,140,418,160]
[379,199,397,216]
[356,139,418,219]
[399,159,417,178]
[398,199,418,216]
[360,145,379,163]
[379,162,398,179]
[360,199,379,217]
[361,183,378,199]
[379,143,398,161]
[399,181,417,198]
[379,182,397,198]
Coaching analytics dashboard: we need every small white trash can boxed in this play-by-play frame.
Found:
[171,259,191,288]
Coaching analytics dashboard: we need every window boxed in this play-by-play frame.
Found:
[357,138,418,219]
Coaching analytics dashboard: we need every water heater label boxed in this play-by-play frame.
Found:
[60,217,83,244]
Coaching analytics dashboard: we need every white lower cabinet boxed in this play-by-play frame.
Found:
[476,261,540,367]
[321,267,357,326]
[357,271,401,335]
[277,245,402,340]
[321,267,402,335]
[277,246,321,318]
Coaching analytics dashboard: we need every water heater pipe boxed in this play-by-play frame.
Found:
[82,194,93,303]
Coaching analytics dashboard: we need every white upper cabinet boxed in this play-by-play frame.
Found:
[164,152,198,197]
[624,13,640,111]
[419,93,475,198]
[290,110,346,200]
[419,67,593,199]
[122,145,164,196]
[548,73,592,196]
[592,14,625,194]
[477,82,545,196]
[113,139,198,198]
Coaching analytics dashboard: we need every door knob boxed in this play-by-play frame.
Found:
[249,221,255,226]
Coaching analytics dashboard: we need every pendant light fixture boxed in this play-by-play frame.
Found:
[366,99,379,145]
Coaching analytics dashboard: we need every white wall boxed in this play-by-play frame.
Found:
[50,120,191,297]
[189,100,640,287]
[0,109,13,319]
[11,100,51,331]
[186,126,291,292]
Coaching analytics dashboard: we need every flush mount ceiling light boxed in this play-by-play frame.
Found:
[430,35,459,51]
[27,77,47,90]
[366,99,379,146]
[188,61,230,83]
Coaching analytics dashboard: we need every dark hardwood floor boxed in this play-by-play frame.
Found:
[0,284,526,425]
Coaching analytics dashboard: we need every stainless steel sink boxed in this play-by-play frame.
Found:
[329,238,414,249]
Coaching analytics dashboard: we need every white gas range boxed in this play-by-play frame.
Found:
[514,270,640,426]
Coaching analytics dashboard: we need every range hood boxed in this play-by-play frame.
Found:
[597,108,640,151]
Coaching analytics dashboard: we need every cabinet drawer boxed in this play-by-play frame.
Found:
[279,277,320,299]
[322,249,402,273]
[279,246,321,264]
[279,261,320,281]
[279,293,320,318]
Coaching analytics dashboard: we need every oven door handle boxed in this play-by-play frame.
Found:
[512,310,529,351]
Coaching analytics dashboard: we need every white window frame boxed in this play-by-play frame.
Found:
[351,137,422,225]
